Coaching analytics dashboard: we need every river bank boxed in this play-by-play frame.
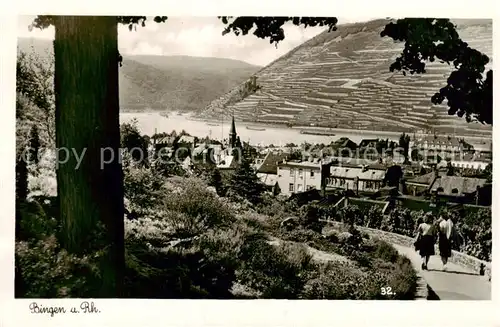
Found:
[121,112,491,147]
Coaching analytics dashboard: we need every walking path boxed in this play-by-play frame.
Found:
[392,244,491,300]
[268,238,351,264]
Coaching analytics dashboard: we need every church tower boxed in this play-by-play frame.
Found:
[229,115,237,149]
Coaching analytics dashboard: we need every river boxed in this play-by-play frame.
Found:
[120,112,491,147]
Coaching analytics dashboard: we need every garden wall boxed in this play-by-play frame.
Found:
[322,220,491,279]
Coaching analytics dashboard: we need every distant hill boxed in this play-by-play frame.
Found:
[17,38,261,112]
[198,19,492,137]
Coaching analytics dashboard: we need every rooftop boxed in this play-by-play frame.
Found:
[430,176,488,196]
[407,172,436,185]
[329,165,386,180]
[257,152,289,174]
[278,160,323,169]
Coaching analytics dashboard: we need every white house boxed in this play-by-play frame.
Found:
[276,159,324,196]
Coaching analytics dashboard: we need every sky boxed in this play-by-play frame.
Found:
[17,16,376,66]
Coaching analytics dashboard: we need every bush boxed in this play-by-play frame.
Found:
[15,236,103,298]
[282,228,319,244]
[16,199,59,242]
[339,205,361,226]
[255,194,288,219]
[164,178,235,228]
[238,238,314,299]
[454,208,491,261]
[124,165,164,210]
[27,149,57,199]
[365,206,384,229]
[301,262,385,299]
[373,239,399,264]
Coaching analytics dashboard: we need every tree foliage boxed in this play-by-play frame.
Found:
[381,18,492,125]
[228,155,265,204]
[120,119,150,166]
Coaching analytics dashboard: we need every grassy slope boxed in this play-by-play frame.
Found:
[17,37,261,112]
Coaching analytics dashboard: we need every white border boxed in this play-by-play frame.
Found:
[1,1,499,326]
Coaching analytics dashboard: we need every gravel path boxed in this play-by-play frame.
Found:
[268,237,350,264]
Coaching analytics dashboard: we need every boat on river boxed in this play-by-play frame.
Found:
[300,129,336,136]
[246,126,266,131]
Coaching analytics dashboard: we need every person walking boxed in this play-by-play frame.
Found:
[414,213,436,270]
[437,213,454,270]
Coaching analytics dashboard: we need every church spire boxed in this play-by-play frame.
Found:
[229,115,237,148]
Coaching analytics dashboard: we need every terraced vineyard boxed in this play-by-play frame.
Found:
[197,19,492,137]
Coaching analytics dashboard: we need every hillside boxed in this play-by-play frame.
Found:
[17,38,260,112]
[197,19,493,137]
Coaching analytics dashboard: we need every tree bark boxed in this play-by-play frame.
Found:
[53,16,124,297]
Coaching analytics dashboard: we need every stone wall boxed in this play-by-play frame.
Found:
[322,220,491,279]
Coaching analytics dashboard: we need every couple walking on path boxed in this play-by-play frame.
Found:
[414,212,455,271]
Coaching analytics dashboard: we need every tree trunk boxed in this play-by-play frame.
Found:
[53,16,124,297]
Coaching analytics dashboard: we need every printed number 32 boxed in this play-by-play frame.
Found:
[381,287,394,295]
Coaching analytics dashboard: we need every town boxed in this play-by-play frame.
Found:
[147,115,492,212]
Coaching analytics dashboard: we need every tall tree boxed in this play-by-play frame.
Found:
[399,133,411,164]
[120,119,149,166]
[228,155,265,204]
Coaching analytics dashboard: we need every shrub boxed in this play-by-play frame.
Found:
[16,198,59,242]
[339,205,361,226]
[27,149,57,199]
[373,239,399,264]
[15,236,103,298]
[124,165,164,210]
[282,228,319,244]
[164,178,235,228]
[324,230,339,243]
[255,194,288,219]
[454,208,492,261]
[124,220,256,299]
[238,238,314,299]
[301,262,385,300]
[365,206,384,229]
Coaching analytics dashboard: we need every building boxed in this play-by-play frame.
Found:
[154,135,176,158]
[358,139,379,148]
[409,134,469,164]
[276,159,326,196]
[430,176,488,197]
[216,116,240,171]
[330,137,358,157]
[450,153,491,171]
[178,135,196,145]
[406,171,437,196]
[358,138,380,161]
[255,152,289,193]
[429,175,489,205]
[323,163,386,194]
[228,115,238,149]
